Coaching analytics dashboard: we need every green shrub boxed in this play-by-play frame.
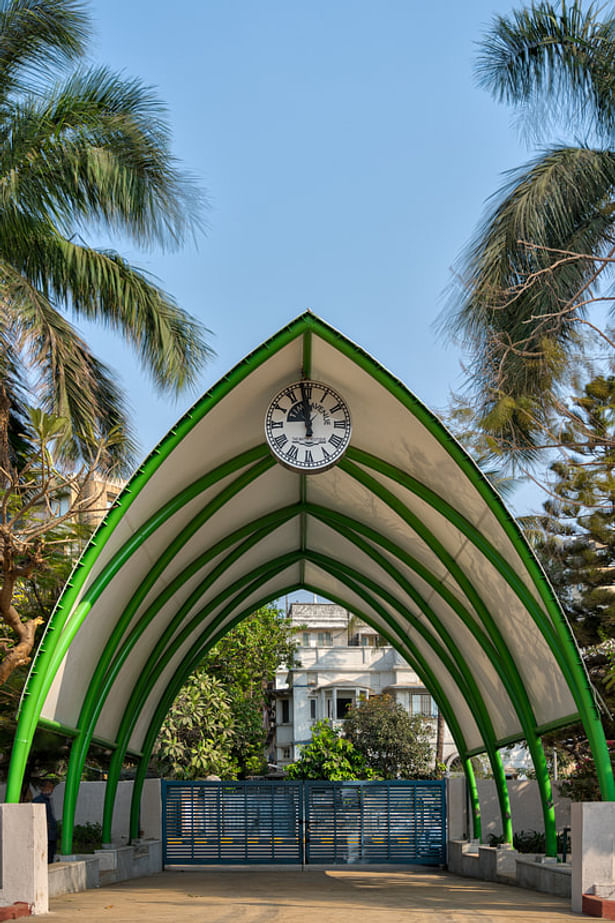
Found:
[57,821,103,854]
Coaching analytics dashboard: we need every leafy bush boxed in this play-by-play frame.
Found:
[285,721,376,780]
[57,821,102,854]
[487,829,571,854]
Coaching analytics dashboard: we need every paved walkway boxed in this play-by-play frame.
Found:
[44,867,579,922]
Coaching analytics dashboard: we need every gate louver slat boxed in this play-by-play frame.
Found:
[162,779,446,866]
[162,781,303,865]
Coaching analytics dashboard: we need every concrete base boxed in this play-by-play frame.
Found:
[448,839,571,899]
[52,840,162,898]
[0,805,47,915]
[571,802,615,914]
[515,855,571,898]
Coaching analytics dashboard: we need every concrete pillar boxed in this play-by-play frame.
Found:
[571,802,615,913]
[332,687,337,721]
[0,803,48,914]
[447,776,468,841]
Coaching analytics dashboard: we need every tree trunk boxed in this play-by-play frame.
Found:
[436,708,445,766]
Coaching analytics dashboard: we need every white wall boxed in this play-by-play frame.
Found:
[448,778,572,840]
[32,779,162,845]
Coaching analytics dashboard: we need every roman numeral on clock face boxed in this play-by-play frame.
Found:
[286,445,298,462]
[305,450,313,465]
[329,402,343,413]
[329,434,344,449]
[334,420,346,429]
[273,434,288,449]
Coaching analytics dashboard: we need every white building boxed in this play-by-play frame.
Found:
[273,602,457,769]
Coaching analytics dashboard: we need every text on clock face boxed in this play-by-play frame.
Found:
[265,381,351,470]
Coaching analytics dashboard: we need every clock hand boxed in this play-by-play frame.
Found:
[300,382,313,437]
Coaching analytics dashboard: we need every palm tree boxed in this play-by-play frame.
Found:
[0,0,211,469]
[447,1,615,459]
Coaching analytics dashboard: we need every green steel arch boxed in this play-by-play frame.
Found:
[5,312,613,859]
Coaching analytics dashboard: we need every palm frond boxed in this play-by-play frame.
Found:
[0,65,204,247]
[2,264,137,468]
[477,1,615,140]
[445,145,615,454]
[0,217,213,393]
[0,0,88,97]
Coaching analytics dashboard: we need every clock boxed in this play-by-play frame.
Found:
[265,380,352,472]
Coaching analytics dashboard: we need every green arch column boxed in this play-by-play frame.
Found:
[307,553,513,845]
[125,580,483,843]
[310,508,557,854]
[6,445,274,805]
[339,453,615,802]
[62,508,299,852]
[100,547,480,846]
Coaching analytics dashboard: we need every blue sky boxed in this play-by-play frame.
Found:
[83,1,536,512]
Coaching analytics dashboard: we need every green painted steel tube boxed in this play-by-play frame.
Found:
[342,449,614,801]
[127,579,476,843]
[101,556,306,843]
[307,554,513,845]
[101,520,515,848]
[311,509,556,854]
[6,445,273,805]
[125,548,500,844]
[302,330,312,378]
[464,757,482,841]
[62,517,288,854]
[61,492,291,852]
[338,455,614,803]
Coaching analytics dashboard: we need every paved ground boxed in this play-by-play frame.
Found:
[44,867,579,922]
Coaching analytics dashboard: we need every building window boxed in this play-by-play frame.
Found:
[411,693,435,717]
[282,747,291,760]
[310,699,317,720]
[317,631,332,646]
[302,632,310,646]
[336,697,352,720]
[281,699,290,724]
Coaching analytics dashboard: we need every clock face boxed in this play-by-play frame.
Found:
[265,380,352,472]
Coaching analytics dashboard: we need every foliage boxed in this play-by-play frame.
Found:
[343,694,435,779]
[154,674,238,780]
[285,721,376,781]
[530,375,615,646]
[0,408,115,687]
[154,606,299,779]
[447,754,493,779]
[56,821,102,854]
[0,0,211,469]
[444,1,615,463]
[522,371,615,796]
[488,829,571,854]
[200,606,299,776]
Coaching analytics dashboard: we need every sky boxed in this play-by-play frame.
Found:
[81,0,537,515]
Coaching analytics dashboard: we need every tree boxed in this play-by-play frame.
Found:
[343,695,435,779]
[154,606,299,779]
[0,0,211,468]
[285,721,375,781]
[0,407,116,687]
[201,606,299,775]
[523,372,615,796]
[445,1,615,463]
[154,673,238,780]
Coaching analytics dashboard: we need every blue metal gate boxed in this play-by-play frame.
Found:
[161,779,446,866]
[304,780,446,865]
[162,780,303,864]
